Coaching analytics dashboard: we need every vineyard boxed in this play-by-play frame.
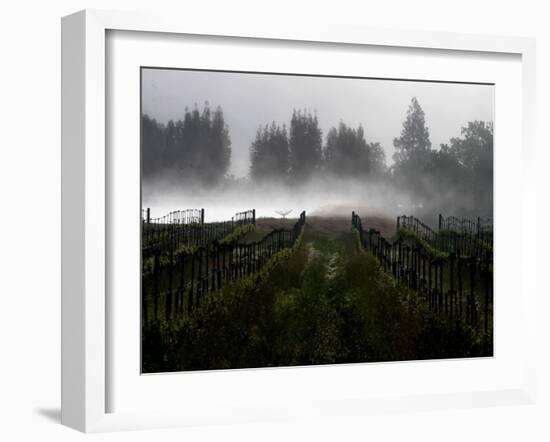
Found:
[142,209,305,321]
[354,212,493,340]
[141,209,256,258]
[142,207,493,372]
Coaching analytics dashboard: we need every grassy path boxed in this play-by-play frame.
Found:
[267,215,378,292]
[255,216,424,366]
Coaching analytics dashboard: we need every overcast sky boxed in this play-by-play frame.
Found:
[142,68,494,178]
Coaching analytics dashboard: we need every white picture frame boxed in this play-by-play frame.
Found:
[61,9,537,433]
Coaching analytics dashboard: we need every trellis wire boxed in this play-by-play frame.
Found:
[355,211,493,335]
[397,214,492,257]
[142,211,305,322]
[142,209,256,257]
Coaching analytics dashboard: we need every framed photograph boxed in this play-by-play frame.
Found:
[61,9,537,432]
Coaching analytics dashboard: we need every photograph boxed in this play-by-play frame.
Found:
[140,67,494,373]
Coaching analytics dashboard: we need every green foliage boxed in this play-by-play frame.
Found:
[395,228,448,259]
[142,222,488,373]
[142,227,304,372]
[437,229,493,255]
[219,224,255,245]
[396,226,492,259]
[353,226,491,360]
[142,223,256,276]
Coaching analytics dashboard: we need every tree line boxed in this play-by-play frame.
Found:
[142,103,231,186]
[141,105,388,184]
[250,110,387,183]
[141,98,493,215]
[391,97,493,215]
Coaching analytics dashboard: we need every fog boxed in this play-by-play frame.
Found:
[144,178,398,222]
[142,68,493,177]
[141,68,494,225]
[143,176,488,228]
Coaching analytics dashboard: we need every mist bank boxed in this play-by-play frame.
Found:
[142,174,491,228]
[142,99,493,226]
